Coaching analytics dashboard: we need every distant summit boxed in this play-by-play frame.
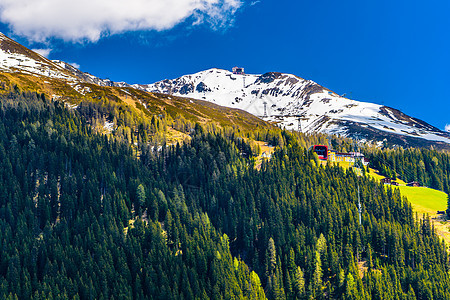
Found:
[142,68,450,148]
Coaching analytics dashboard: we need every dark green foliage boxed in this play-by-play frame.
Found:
[164,129,449,299]
[0,89,449,299]
[366,147,450,193]
[0,91,265,299]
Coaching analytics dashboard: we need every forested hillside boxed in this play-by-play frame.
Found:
[0,89,449,299]
[365,148,450,194]
[0,90,266,299]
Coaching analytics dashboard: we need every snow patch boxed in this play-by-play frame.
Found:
[73,85,92,95]
[104,121,114,133]
[64,103,78,110]
[0,47,75,80]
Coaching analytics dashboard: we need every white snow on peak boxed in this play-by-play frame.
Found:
[145,68,450,145]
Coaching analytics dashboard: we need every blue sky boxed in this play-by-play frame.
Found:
[0,0,449,130]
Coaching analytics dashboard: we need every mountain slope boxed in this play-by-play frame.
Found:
[0,32,448,148]
[2,34,450,300]
[0,34,271,135]
[142,68,450,148]
[0,33,76,80]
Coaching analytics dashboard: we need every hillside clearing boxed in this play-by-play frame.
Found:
[397,186,450,245]
[254,141,275,170]
[166,127,191,145]
[334,161,450,246]
[398,186,447,213]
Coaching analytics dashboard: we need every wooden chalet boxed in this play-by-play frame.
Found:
[380,177,392,184]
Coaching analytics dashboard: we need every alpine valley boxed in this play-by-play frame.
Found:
[1,31,450,300]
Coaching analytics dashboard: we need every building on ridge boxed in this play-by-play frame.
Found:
[232,67,245,75]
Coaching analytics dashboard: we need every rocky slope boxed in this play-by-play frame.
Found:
[142,68,450,147]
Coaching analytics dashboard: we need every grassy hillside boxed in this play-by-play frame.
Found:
[398,186,447,213]
[0,72,272,134]
[397,186,450,245]
[368,165,450,246]
[331,161,450,245]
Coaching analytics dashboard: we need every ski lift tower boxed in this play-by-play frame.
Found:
[350,135,363,173]
[263,101,268,118]
[358,185,362,225]
[297,115,309,132]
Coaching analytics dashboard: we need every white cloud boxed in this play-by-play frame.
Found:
[445,124,450,132]
[31,48,52,57]
[0,0,241,42]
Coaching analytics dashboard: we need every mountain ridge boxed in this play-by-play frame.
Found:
[141,68,450,148]
[0,32,448,149]
[0,33,271,135]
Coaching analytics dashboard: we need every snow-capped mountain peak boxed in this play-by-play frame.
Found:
[142,68,450,146]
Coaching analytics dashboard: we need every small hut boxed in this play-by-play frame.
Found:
[381,178,392,184]
[232,67,245,75]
